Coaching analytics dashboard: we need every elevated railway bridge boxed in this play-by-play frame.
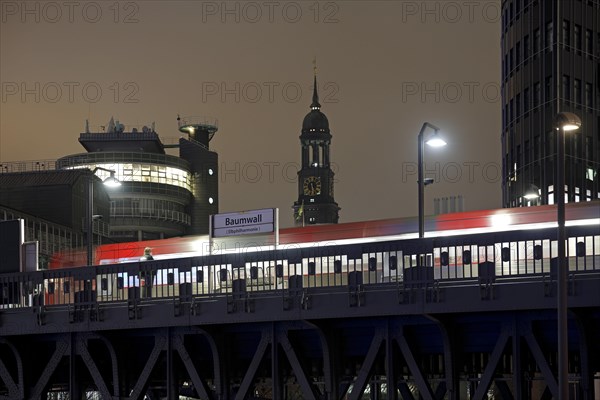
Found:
[0,224,599,399]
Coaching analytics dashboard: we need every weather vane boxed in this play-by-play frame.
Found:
[313,57,317,77]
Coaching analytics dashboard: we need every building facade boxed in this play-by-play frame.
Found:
[0,169,112,269]
[292,75,340,225]
[57,117,219,242]
[501,0,600,207]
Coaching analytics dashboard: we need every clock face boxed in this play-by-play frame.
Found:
[303,176,321,196]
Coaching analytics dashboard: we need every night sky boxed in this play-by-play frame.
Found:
[0,1,502,228]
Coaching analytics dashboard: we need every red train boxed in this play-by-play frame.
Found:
[49,201,600,269]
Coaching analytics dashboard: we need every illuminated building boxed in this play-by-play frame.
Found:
[501,0,600,207]
[57,117,219,241]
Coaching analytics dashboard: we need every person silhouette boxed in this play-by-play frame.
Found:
[139,247,154,297]
[140,247,154,261]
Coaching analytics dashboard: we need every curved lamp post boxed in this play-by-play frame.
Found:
[87,167,121,266]
[418,122,447,239]
[555,111,581,400]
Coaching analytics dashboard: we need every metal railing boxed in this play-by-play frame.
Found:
[0,225,598,309]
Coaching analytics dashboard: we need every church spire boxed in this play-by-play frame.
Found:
[294,61,339,226]
[311,57,321,110]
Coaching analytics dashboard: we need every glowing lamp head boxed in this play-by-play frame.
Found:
[555,112,582,132]
[102,175,121,188]
[523,192,539,200]
[523,184,540,200]
[426,132,447,147]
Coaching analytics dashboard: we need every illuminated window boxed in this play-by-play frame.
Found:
[68,163,192,191]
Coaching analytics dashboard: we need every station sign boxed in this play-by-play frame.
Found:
[211,208,276,238]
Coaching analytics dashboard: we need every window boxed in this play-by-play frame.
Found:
[574,79,581,106]
[524,88,530,113]
[574,24,581,51]
[509,48,514,71]
[523,34,530,61]
[509,98,514,122]
[562,20,570,48]
[546,130,554,157]
[545,21,553,49]
[545,76,553,102]
[585,29,593,54]
[585,83,592,108]
[534,82,541,107]
[562,75,570,102]
[516,41,521,66]
[516,94,521,118]
[534,135,540,164]
[533,28,540,55]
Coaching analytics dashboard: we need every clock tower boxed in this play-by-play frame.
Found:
[292,71,340,226]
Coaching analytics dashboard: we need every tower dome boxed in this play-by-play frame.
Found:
[302,76,330,134]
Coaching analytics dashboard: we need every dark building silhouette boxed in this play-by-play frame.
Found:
[501,0,600,207]
[0,169,112,268]
[293,74,340,225]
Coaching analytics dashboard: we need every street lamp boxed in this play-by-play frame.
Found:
[418,122,447,239]
[87,167,121,266]
[555,111,581,400]
[523,183,540,205]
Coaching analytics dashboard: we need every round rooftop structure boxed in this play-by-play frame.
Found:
[177,116,219,143]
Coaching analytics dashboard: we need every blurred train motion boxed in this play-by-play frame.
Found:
[49,202,600,269]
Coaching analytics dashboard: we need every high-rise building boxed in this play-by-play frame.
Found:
[57,117,219,241]
[501,0,600,207]
[292,74,340,225]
